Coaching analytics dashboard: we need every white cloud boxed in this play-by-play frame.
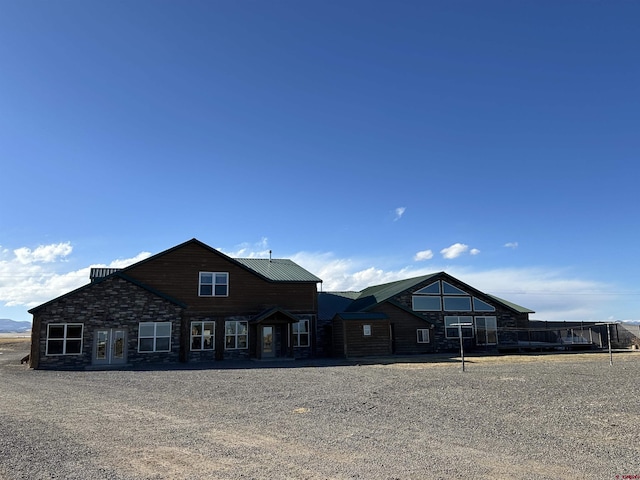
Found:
[0,243,151,310]
[394,207,406,221]
[470,248,480,256]
[414,249,434,261]
[223,238,271,258]
[440,243,468,259]
[505,242,519,249]
[13,242,73,264]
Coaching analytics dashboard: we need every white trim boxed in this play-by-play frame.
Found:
[198,271,229,297]
[190,321,215,351]
[363,324,372,336]
[417,328,430,343]
[224,320,248,350]
[46,323,83,356]
[138,322,172,353]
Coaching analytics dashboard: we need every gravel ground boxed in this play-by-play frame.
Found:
[1,338,639,480]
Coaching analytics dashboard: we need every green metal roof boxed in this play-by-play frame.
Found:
[346,273,440,311]
[487,294,535,314]
[234,258,322,283]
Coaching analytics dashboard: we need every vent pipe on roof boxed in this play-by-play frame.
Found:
[269,250,272,262]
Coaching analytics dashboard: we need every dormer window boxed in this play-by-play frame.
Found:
[199,272,229,297]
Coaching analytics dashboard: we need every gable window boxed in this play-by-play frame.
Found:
[292,319,310,347]
[442,281,467,295]
[46,324,83,355]
[414,281,440,295]
[443,296,472,311]
[473,297,496,312]
[138,322,172,352]
[445,316,474,339]
[412,296,442,311]
[199,272,229,297]
[417,328,430,343]
[225,320,248,349]
[191,321,215,351]
[476,316,498,345]
[363,324,372,336]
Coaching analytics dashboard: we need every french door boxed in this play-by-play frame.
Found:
[93,329,127,365]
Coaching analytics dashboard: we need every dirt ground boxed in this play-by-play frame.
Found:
[1,337,639,480]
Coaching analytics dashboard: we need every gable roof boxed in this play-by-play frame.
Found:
[346,273,440,312]
[326,271,533,315]
[111,238,322,284]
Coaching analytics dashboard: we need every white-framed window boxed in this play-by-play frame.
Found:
[363,324,372,336]
[445,316,474,339]
[475,316,498,345]
[225,320,248,349]
[138,322,172,352]
[191,321,215,351]
[412,296,442,311]
[292,319,310,347]
[199,272,229,297]
[417,328,430,343]
[46,323,83,355]
[443,296,472,311]
[473,297,496,312]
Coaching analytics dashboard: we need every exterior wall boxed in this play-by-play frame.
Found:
[332,318,392,357]
[124,242,318,316]
[31,276,183,370]
[390,275,529,353]
[370,304,434,355]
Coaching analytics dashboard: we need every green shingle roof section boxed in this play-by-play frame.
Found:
[234,258,322,283]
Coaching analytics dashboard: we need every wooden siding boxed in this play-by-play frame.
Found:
[332,317,392,357]
[370,303,434,355]
[124,242,318,316]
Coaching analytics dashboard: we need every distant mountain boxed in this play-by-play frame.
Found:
[0,319,32,333]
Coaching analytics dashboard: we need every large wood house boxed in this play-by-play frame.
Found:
[29,239,322,369]
[319,272,534,357]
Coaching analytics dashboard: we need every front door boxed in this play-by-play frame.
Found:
[93,329,127,365]
[262,326,275,358]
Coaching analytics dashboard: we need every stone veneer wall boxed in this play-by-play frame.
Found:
[33,276,183,370]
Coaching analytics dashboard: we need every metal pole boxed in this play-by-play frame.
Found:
[607,323,613,366]
[459,323,465,372]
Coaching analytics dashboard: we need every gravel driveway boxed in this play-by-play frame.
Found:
[1,338,639,480]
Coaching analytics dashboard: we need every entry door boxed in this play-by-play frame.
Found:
[94,329,127,365]
[262,326,275,358]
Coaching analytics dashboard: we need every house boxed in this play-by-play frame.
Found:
[319,272,534,357]
[29,239,322,369]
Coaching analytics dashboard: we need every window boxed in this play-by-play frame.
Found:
[443,296,472,311]
[473,297,496,312]
[363,324,372,336]
[292,319,310,347]
[46,324,83,355]
[412,296,442,311]
[191,321,215,351]
[475,316,498,345]
[199,272,228,297]
[442,281,467,295]
[414,281,440,295]
[225,320,248,349]
[138,322,172,352]
[417,328,430,343]
[445,316,474,339]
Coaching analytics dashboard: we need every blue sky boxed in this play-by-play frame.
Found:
[1,1,639,324]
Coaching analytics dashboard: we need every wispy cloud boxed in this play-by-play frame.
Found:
[414,249,434,261]
[505,242,518,249]
[470,248,480,256]
[393,207,406,221]
[13,242,73,264]
[223,238,271,258]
